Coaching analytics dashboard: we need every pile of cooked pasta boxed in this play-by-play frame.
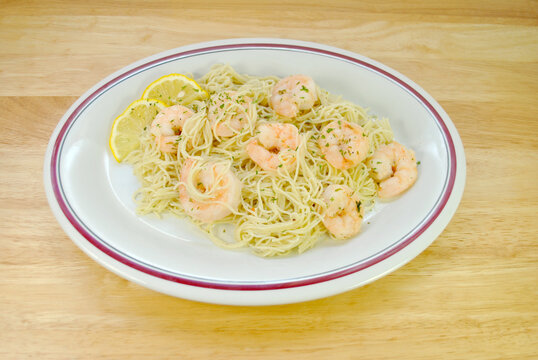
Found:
[124,64,400,257]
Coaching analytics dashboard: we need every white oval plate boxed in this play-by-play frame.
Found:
[44,38,465,305]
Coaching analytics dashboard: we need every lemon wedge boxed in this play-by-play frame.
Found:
[141,73,208,106]
[109,99,167,162]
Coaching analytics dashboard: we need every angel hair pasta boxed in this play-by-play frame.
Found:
[119,64,417,257]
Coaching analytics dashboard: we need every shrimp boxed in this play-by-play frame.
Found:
[367,141,417,199]
[246,123,300,172]
[150,105,194,153]
[178,158,242,223]
[318,120,370,170]
[270,75,318,118]
[321,184,363,240]
[207,91,256,138]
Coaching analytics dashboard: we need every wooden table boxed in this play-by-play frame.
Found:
[1,1,537,358]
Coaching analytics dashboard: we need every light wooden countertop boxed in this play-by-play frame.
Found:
[1,1,537,359]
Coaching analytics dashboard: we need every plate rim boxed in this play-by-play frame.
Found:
[43,38,465,302]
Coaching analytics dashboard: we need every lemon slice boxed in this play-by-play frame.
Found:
[141,73,208,106]
[109,99,167,162]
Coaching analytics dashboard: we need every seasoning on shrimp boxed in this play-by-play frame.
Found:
[367,141,417,199]
[318,120,370,170]
[150,105,194,153]
[270,75,318,118]
[321,184,363,240]
[246,123,300,172]
[207,91,257,138]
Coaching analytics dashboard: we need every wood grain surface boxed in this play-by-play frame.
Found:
[1,1,537,359]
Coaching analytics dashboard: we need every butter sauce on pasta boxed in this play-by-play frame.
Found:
[124,64,405,257]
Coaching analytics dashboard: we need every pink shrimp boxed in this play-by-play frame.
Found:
[207,91,256,138]
[318,120,370,170]
[367,142,418,199]
[321,184,363,240]
[246,123,300,172]
[178,158,242,223]
[150,105,194,153]
[270,75,318,118]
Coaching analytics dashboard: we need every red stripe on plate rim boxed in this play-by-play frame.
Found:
[50,42,457,291]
